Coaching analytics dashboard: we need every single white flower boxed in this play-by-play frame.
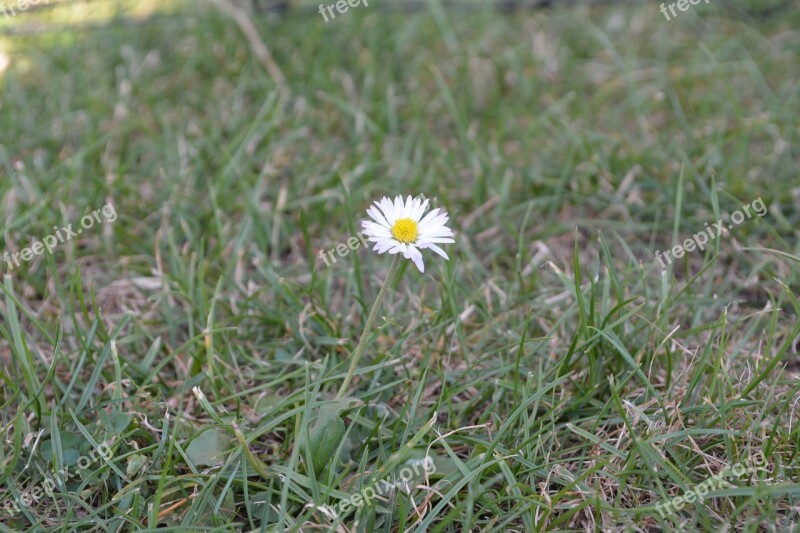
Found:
[361,195,455,273]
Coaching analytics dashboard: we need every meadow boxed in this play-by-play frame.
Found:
[0,0,798,530]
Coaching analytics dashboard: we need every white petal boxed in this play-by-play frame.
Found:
[410,197,420,220]
[365,233,393,242]
[417,224,453,233]
[404,195,414,218]
[417,229,455,241]
[407,245,425,272]
[363,234,391,243]
[414,198,429,221]
[413,197,422,219]
[362,221,393,236]
[362,219,387,230]
[418,208,442,227]
[367,205,391,228]
[419,214,449,231]
[394,196,404,219]
[371,239,390,250]
[417,237,455,244]
[379,197,397,225]
[419,231,454,241]
[419,242,449,260]
[374,241,395,253]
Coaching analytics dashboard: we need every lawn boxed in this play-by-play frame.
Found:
[0,0,799,531]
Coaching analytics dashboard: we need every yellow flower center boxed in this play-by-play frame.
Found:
[391,218,418,244]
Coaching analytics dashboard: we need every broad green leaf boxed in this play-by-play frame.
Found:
[186,428,230,467]
[126,453,149,477]
[305,400,347,474]
[100,412,132,434]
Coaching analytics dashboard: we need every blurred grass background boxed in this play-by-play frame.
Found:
[0,0,798,530]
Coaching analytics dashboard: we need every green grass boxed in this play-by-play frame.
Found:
[0,0,799,530]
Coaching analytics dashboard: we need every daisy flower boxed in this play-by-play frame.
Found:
[361,195,455,273]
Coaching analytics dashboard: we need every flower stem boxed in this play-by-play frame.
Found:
[336,254,401,399]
